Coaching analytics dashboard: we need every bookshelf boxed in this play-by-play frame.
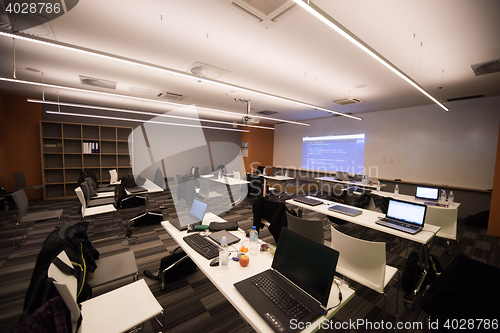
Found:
[40,121,133,200]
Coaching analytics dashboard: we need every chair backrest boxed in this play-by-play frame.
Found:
[233,171,241,180]
[330,226,387,293]
[75,187,87,216]
[47,251,81,330]
[13,172,26,191]
[109,169,118,183]
[424,207,458,240]
[11,189,29,223]
[80,181,91,206]
[199,178,210,198]
[286,211,324,244]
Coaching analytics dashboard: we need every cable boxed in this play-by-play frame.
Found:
[324,279,342,312]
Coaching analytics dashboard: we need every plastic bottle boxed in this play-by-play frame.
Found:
[377,180,381,191]
[362,174,367,185]
[448,191,454,207]
[394,184,399,196]
[249,226,259,256]
[440,189,447,205]
[219,236,229,273]
[285,169,288,177]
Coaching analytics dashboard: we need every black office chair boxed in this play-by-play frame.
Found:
[13,172,43,191]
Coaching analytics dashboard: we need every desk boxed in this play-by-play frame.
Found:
[315,176,379,193]
[286,197,440,244]
[161,221,354,333]
[263,175,294,182]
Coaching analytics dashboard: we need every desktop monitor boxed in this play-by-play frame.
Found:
[256,166,265,175]
[415,186,439,201]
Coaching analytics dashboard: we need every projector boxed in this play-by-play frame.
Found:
[242,116,259,124]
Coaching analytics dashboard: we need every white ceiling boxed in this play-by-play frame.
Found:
[0,0,499,125]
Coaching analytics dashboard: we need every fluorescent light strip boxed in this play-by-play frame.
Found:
[292,0,449,112]
[27,99,274,130]
[45,110,250,132]
[0,28,360,120]
[0,76,307,126]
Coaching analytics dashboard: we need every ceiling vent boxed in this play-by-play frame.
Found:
[217,0,298,28]
[130,86,184,100]
[471,59,500,76]
[447,94,484,102]
[80,75,117,89]
[258,110,279,115]
[333,97,364,106]
[187,61,230,79]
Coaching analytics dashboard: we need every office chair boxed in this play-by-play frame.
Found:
[13,171,43,191]
[11,189,63,247]
[285,211,325,245]
[48,251,163,333]
[330,226,399,320]
[424,207,458,256]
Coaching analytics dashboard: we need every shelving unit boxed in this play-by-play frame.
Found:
[40,121,133,200]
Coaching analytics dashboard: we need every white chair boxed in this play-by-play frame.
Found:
[330,226,399,318]
[233,171,241,180]
[425,206,458,255]
[11,189,63,246]
[286,212,325,245]
[89,251,139,288]
[75,187,117,222]
[198,177,223,200]
[48,251,163,333]
[109,169,119,184]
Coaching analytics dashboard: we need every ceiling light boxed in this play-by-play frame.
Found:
[28,99,274,130]
[292,0,449,112]
[45,110,250,132]
[0,76,309,126]
[0,28,360,120]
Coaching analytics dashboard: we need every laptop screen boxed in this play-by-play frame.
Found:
[272,228,339,308]
[415,186,439,200]
[387,199,427,226]
[188,199,207,223]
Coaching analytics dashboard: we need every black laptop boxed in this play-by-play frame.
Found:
[234,228,340,333]
[292,197,323,206]
[171,199,208,231]
[375,199,427,234]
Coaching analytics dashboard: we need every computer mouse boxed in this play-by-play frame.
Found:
[210,257,219,266]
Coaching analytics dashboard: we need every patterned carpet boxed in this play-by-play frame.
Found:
[0,188,498,333]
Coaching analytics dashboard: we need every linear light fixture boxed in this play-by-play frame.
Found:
[0,28,361,120]
[292,0,449,112]
[0,76,308,126]
[45,110,250,132]
[27,99,275,130]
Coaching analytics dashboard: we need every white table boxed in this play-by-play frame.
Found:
[315,176,379,192]
[161,221,354,333]
[286,197,440,244]
[263,175,295,181]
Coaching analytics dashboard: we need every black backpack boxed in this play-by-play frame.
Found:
[144,247,197,291]
[402,251,422,295]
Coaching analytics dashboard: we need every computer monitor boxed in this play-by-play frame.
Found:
[415,186,439,201]
[256,166,265,175]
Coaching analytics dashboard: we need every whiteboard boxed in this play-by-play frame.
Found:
[274,96,500,190]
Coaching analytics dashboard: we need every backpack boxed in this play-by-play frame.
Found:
[144,247,197,291]
[402,251,422,295]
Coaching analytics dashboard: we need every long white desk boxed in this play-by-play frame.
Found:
[315,176,379,190]
[264,175,295,181]
[286,197,440,244]
[161,221,354,333]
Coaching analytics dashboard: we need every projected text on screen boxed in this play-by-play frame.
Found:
[301,134,365,173]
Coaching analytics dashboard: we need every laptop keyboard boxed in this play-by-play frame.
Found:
[251,275,311,320]
[183,233,219,259]
[380,218,420,230]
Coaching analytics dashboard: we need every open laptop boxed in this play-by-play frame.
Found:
[375,199,427,234]
[234,228,340,333]
[171,199,208,231]
[415,186,439,202]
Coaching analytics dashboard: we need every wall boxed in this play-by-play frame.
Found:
[488,123,500,237]
[241,124,274,174]
[0,93,43,199]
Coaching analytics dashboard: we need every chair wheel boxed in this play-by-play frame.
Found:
[404,300,415,311]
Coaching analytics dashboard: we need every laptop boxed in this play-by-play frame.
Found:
[171,199,208,231]
[293,197,323,206]
[375,199,427,234]
[234,228,340,333]
[208,230,240,246]
[415,186,439,202]
[328,204,362,217]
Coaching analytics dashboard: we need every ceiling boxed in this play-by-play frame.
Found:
[0,0,499,126]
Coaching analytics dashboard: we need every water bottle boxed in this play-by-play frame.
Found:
[440,189,447,205]
[362,174,367,185]
[377,180,381,191]
[249,226,259,256]
[219,236,229,273]
[285,169,288,177]
[394,184,399,196]
[448,191,454,207]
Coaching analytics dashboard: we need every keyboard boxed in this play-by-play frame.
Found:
[251,275,311,320]
[376,218,422,234]
[183,233,219,259]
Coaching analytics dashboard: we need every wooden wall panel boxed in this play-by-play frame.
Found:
[241,124,274,174]
[0,93,43,199]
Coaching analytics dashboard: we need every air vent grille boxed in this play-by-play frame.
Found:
[187,61,230,79]
[471,59,500,76]
[258,110,278,115]
[333,97,363,106]
[80,75,117,89]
